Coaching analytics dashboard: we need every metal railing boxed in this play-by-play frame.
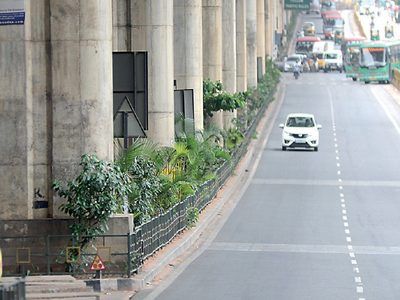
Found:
[0,279,25,300]
[0,83,277,278]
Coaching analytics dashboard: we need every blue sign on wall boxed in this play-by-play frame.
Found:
[0,0,25,25]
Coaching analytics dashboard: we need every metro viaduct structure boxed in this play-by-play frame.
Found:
[0,0,291,221]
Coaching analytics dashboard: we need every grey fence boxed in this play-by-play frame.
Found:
[0,83,277,278]
[0,278,25,300]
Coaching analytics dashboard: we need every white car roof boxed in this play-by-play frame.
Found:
[287,113,315,118]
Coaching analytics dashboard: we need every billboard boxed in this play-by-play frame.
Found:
[285,0,310,10]
[0,0,25,25]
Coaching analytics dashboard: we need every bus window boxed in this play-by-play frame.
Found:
[360,48,386,67]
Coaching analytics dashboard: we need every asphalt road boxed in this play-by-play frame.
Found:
[131,13,400,300]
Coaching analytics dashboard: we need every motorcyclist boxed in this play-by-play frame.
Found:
[293,64,301,77]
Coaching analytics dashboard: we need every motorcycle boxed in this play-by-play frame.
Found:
[293,69,300,79]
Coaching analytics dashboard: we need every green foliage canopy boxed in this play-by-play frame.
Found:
[203,78,249,118]
[52,154,132,247]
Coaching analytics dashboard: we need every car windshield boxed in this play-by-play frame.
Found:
[286,117,315,127]
[287,57,299,62]
[326,53,338,59]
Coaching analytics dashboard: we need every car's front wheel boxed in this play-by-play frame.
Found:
[314,147,318,152]
[282,146,286,151]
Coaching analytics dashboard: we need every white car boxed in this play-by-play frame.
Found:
[279,113,322,151]
[284,55,303,72]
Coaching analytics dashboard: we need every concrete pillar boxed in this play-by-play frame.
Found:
[51,0,114,217]
[174,0,203,131]
[0,0,39,219]
[222,0,237,129]
[265,0,272,58]
[246,0,257,89]
[130,1,175,147]
[257,0,266,75]
[203,0,223,129]
[236,0,247,93]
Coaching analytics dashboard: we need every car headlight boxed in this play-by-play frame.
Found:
[283,131,292,137]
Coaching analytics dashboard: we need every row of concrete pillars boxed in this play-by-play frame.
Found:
[0,0,290,219]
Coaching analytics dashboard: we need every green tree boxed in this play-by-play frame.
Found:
[52,154,132,248]
[203,78,249,119]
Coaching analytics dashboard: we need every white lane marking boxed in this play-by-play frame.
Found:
[348,245,353,250]
[350,252,355,257]
[338,171,341,175]
[342,209,347,214]
[337,163,340,167]
[345,229,350,234]
[351,260,357,264]
[342,204,346,208]
[347,237,352,242]
[252,179,400,187]
[355,277,362,283]
[344,222,349,227]
[354,267,360,273]
[371,87,400,135]
[357,286,364,293]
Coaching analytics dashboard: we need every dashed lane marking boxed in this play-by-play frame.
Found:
[251,178,400,187]
[206,242,400,255]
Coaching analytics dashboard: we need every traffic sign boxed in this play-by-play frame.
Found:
[90,254,106,271]
[284,0,310,10]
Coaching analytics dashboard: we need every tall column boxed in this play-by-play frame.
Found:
[257,0,265,75]
[131,1,175,147]
[222,0,237,129]
[236,0,247,93]
[51,0,114,217]
[0,0,40,219]
[203,0,223,129]
[246,0,257,89]
[174,0,203,131]
[265,0,272,58]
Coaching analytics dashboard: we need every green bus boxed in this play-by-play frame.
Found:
[342,36,367,81]
[358,39,400,84]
